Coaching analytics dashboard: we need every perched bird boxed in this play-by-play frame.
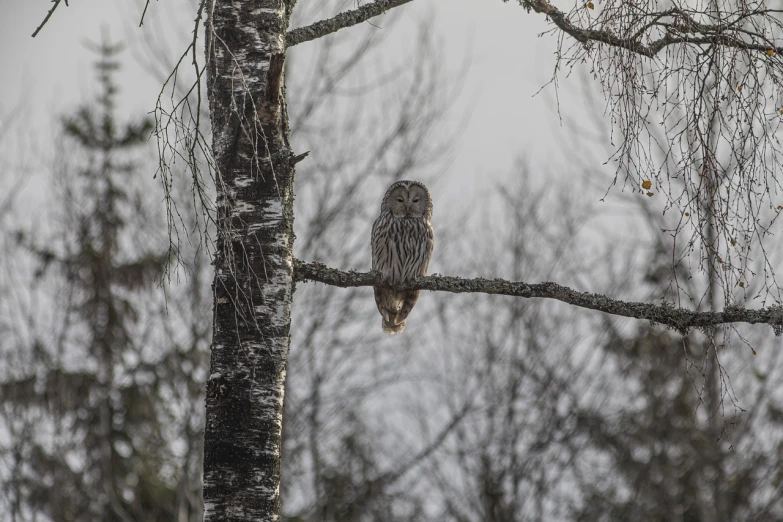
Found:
[371,180,434,335]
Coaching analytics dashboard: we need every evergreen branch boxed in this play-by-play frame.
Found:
[286,0,415,47]
[293,260,783,333]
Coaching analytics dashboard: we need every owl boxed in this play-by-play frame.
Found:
[371,180,434,335]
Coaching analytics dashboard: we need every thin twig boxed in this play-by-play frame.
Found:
[139,0,151,27]
[31,0,67,38]
[289,150,310,166]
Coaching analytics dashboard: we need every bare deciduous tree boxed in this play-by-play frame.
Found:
[25,0,783,519]
[186,1,783,519]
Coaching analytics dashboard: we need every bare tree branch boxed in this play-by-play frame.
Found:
[503,0,783,304]
[293,260,783,333]
[286,0,415,47]
[514,0,783,57]
[31,0,68,38]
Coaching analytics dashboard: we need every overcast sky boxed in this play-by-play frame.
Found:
[1,0,616,207]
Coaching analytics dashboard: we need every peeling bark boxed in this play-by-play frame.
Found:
[293,260,783,334]
[203,1,296,521]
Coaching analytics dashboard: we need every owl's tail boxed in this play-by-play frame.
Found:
[382,319,405,335]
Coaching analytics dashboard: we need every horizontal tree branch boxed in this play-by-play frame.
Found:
[286,0,415,47]
[293,260,783,334]
[514,0,783,58]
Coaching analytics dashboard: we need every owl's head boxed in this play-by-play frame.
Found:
[382,180,433,220]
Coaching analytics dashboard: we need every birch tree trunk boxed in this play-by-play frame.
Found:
[203,1,296,520]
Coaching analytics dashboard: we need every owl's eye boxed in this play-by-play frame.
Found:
[412,198,420,203]
[397,197,404,203]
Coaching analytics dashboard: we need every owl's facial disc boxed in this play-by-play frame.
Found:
[387,183,429,218]
[389,187,409,217]
[406,186,427,217]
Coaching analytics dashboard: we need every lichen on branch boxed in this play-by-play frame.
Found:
[286,0,415,47]
[293,260,783,334]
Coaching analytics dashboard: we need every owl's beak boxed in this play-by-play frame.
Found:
[405,203,411,217]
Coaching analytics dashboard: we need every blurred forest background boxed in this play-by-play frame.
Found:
[2,1,783,521]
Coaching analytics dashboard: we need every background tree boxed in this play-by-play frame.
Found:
[410,170,783,521]
[1,3,461,520]
[16,0,783,520]
[0,40,205,522]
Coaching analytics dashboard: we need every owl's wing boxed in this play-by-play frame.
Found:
[372,217,433,335]
[394,222,433,325]
[371,215,383,272]
[418,222,434,276]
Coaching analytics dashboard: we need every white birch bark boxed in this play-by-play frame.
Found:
[202,1,296,520]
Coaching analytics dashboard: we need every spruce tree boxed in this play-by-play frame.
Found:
[0,39,204,522]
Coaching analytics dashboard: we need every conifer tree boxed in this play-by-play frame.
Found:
[0,39,205,522]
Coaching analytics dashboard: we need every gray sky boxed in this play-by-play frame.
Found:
[1,0,610,207]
